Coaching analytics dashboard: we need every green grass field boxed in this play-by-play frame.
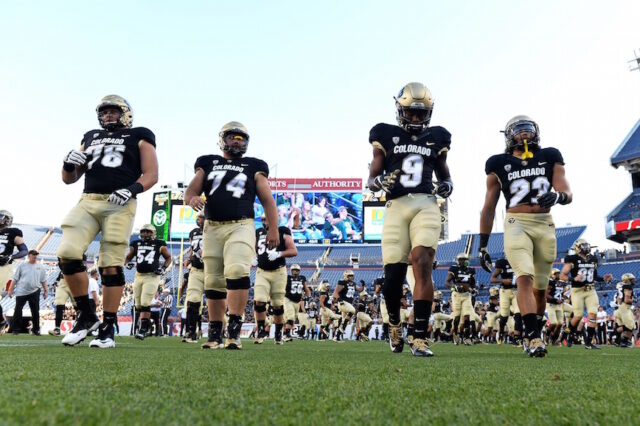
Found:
[0,335,638,425]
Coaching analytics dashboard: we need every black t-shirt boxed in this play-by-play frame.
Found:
[285,275,306,303]
[189,227,204,270]
[0,227,23,257]
[485,147,564,209]
[131,239,167,273]
[194,154,269,221]
[494,258,515,288]
[448,265,476,292]
[338,279,357,304]
[369,123,451,199]
[81,127,156,194]
[256,226,291,270]
[564,254,598,287]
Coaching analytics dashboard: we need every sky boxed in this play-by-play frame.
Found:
[1,1,639,251]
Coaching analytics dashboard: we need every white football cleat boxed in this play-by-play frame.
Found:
[89,337,115,348]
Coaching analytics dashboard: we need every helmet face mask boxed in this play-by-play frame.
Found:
[395,82,434,133]
[218,121,249,156]
[140,224,156,241]
[456,253,469,268]
[290,264,300,277]
[504,115,539,153]
[0,210,13,228]
[96,95,133,131]
[573,238,590,255]
[622,273,636,285]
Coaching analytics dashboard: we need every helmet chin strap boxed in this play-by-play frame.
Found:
[521,139,534,160]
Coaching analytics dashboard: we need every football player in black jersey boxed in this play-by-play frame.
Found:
[283,264,310,341]
[319,281,340,339]
[186,121,278,350]
[614,273,635,348]
[484,287,500,343]
[446,253,476,345]
[490,258,522,345]
[0,210,28,330]
[356,293,374,341]
[430,290,452,342]
[332,270,363,341]
[560,239,612,349]
[373,275,389,341]
[125,224,172,340]
[545,268,565,345]
[479,115,572,357]
[254,214,297,344]
[367,82,453,357]
[58,95,158,348]
[182,212,205,343]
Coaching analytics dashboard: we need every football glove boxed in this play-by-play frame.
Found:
[126,262,135,270]
[479,248,492,273]
[267,251,282,261]
[536,191,569,208]
[0,255,12,266]
[63,149,87,168]
[155,266,166,276]
[435,180,453,198]
[369,169,401,194]
[108,182,143,206]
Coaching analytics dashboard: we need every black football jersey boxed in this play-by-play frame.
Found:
[448,265,476,292]
[81,127,156,194]
[189,228,204,270]
[369,123,451,200]
[194,154,269,221]
[548,279,564,303]
[337,279,357,304]
[564,254,598,287]
[0,227,23,257]
[485,147,564,209]
[256,226,291,270]
[488,295,499,312]
[433,300,442,313]
[285,275,306,303]
[494,258,516,288]
[307,306,317,318]
[131,239,166,273]
[320,290,331,308]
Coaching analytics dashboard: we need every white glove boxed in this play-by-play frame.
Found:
[64,149,87,167]
[108,188,133,206]
[267,251,282,261]
[575,271,586,283]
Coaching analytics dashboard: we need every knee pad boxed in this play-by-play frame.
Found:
[99,266,125,287]
[58,259,86,275]
[272,306,284,316]
[205,289,226,300]
[139,306,151,313]
[254,301,267,313]
[514,314,523,332]
[227,277,250,290]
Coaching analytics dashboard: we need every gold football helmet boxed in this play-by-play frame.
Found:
[434,290,442,300]
[456,252,469,267]
[96,95,133,130]
[219,121,249,156]
[503,115,539,153]
[0,210,13,227]
[394,82,434,132]
[573,238,590,254]
[140,223,156,240]
[489,286,499,296]
[621,273,636,285]
[343,270,354,280]
[290,264,301,277]
[550,268,561,278]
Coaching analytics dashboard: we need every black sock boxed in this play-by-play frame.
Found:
[140,318,150,332]
[74,295,91,318]
[463,319,470,338]
[413,300,431,339]
[522,313,538,340]
[471,321,477,339]
[299,325,306,337]
[536,315,545,337]
[103,311,116,325]
[55,305,65,327]
[209,321,223,340]
[382,323,389,338]
[228,315,242,339]
[587,326,596,344]
[257,320,265,335]
[499,316,507,337]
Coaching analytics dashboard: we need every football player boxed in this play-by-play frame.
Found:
[400,283,412,339]
[49,271,76,336]
[306,301,318,340]
[0,210,28,330]
[186,121,278,350]
[373,275,389,340]
[182,212,205,343]
[283,264,309,341]
[560,239,612,349]
[545,268,565,345]
[367,82,452,357]
[253,213,297,344]
[484,287,500,343]
[319,281,340,339]
[58,95,158,348]
[479,115,572,357]
[125,224,172,340]
[431,290,452,342]
[356,293,374,341]
[490,258,522,345]
[614,274,635,348]
[446,253,476,345]
[332,270,363,341]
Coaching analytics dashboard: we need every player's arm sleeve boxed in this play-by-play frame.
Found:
[280,226,292,236]
[136,127,157,148]
[194,156,209,173]
[255,159,269,179]
[431,126,452,156]
[485,156,497,176]
[368,123,388,156]
[546,147,565,165]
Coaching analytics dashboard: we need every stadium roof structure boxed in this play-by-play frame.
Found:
[611,118,640,170]
[606,188,640,243]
